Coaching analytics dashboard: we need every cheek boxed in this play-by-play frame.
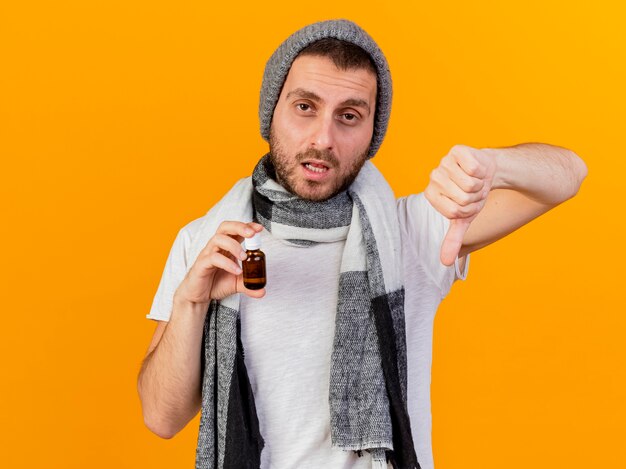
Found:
[337,126,373,153]
[273,110,300,145]
[278,117,308,140]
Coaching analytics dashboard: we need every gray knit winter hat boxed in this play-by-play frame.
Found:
[259,19,392,158]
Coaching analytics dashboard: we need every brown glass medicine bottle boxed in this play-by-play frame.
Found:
[242,233,266,290]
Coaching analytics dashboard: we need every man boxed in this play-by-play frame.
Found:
[137,19,587,469]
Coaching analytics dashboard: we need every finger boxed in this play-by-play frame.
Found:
[450,145,488,179]
[249,222,264,233]
[441,218,471,266]
[431,168,486,207]
[207,233,248,261]
[236,276,267,298]
[216,220,257,239]
[441,159,485,193]
[203,251,243,276]
[428,188,484,220]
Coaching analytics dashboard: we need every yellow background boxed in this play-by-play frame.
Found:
[1,1,623,468]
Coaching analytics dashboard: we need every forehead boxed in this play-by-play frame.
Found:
[280,55,377,104]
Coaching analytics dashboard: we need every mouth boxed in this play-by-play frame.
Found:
[302,159,331,174]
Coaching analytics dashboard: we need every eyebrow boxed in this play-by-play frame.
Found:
[285,87,371,115]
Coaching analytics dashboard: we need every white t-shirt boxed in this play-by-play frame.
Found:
[147,193,469,469]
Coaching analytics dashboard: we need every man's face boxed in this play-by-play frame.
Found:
[269,54,377,201]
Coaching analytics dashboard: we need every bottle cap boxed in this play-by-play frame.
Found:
[244,233,262,250]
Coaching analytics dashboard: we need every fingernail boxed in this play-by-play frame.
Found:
[239,251,247,260]
[245,229,253,236]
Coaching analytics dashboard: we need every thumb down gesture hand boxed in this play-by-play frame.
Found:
[424,144,497,266]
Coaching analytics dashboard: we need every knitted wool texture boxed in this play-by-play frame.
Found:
[193,155,420,468]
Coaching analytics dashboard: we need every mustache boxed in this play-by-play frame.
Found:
[295,148,339,167]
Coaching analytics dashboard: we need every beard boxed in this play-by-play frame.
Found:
[268,128,369,202]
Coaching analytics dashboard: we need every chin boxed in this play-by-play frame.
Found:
[293,181,341,202]
[294,188,332,202]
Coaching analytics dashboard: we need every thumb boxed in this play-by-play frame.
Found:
[236,275,266,299]
[440,218,471,266]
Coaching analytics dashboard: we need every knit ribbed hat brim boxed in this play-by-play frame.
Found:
[259,19,392,158]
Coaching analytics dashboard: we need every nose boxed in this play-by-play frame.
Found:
[309,112,335,151]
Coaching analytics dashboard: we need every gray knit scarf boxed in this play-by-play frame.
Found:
[193,155,420,469]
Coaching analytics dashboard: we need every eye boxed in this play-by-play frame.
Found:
[297,103,311,111]
[339,112,360,123]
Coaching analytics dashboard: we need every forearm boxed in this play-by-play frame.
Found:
[486,142,588,205]
[137,297,208,438]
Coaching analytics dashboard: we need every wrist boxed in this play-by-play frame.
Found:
[172,292,210,315]
[481,147,508,190]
